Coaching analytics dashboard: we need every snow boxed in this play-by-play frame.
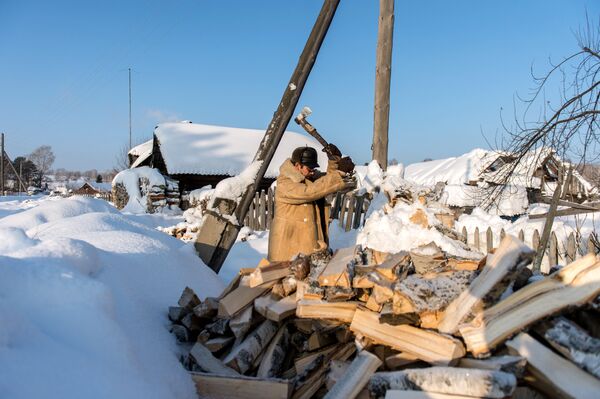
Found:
[113,166,166,213]
[0,196,224,399]
[405,148,491,186]
[154,122,328,177]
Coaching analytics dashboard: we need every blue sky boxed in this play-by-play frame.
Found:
[1,0,599,170]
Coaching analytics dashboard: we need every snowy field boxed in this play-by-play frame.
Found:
[0,195,224,399]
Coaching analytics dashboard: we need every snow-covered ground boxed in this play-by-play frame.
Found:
[0,195,224,399]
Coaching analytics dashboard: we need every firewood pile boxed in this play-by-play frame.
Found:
[168,235,600,399]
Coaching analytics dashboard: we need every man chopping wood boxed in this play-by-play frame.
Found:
[268,145,355,262]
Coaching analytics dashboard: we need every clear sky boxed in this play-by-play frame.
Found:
[1,0,599,171]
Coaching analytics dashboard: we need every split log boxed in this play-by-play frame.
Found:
[368,367,516,399]
[374,251,410,280]
[350,308,465,365]
[379,303,419,326]
[457,355,526,377]
[205,318,230,336]
[437,235,534,335]
[296,300,358,323]
[191,372,292,399]
[189,342,239,376]
[181,313,204,333]
[204,336,234,352]
[178,286,201,310]
[294,344,340,375]
[193,296,219,318]
[305,331,336,352]
[257,324,290,378]
[506,332,600,399]
[266,295,297,322]
[170,324,189,342]
[324,350,382,399]
[224,320,279,374]
[459,254,600,357]
[254,294,278,318]
[218,279,276,317]
[533,316,600,379]
[248,261,291,287]
[409,242,447,274]
[393,271,475,315]
[325,360,350,390]
[384,353,420,370]
[384,391,483,399]
[318,246,356,288]
[168,306,187,322]
[229,306,254,339]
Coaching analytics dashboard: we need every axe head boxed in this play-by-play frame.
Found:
[295,106,313,122]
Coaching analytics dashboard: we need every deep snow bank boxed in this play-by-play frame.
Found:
[0,196,224,399]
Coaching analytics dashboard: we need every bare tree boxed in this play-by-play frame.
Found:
[28,145,55,186]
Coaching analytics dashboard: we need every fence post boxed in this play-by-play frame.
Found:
[486,227,493,253]
[259,190,266,230]
[500,228,506,241]
[548,232,558,269]
[588,234,597,255]
[339,194,348,227]
[353,194,365,229]
[474,227,480,251]
[267,188,274,229]
[345,194,356,232]
[518,229,524,242]
[532,229,540,251]
[461,226,468,244]
[566,232,576,263]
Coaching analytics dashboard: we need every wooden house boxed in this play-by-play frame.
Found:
[128,121,327,194]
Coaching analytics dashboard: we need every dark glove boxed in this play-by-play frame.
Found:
[341,174,357,192]
[323,143,342,159]
[337,156,355,174]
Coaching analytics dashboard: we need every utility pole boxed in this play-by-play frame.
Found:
[1,133,4,195]
[19,161,23,194]
[195,0,341,272]
[129,67,132,151]
[372,0,394,171]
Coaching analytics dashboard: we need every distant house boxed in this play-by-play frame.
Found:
[72,182,107,196]
[128,121,328,193]
[405,148,597,216]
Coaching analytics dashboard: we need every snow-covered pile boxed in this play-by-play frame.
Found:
[0,196,224,399]
[112,166,167,213]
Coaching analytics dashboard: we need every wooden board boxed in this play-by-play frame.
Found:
[248,261,291,287]
[218,280,276,317]
[265,295,297,322]
[350,308,465,365]
[505,333,600,399]
[437,235,534,335]
[459,254,600,357]
[296,300,358,323]
[318,246,356,288]
[190,372,292,399]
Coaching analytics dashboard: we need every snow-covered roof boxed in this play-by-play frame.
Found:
[129,140,153,169]
[153,122,328,178]
[404,148,492,186]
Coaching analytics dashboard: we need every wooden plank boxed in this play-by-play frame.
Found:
[324,350,382,399]
[548,232,558,268]
[190,372,292,399]
[353,195,365,229]
[474,227,480,251]
[317,246,356,288]
[437,235,534,335]
[505,333,600,399]
[296,300,358,323]
[259,190,267,230]
[218,279,276,317]
[461,226,468,244]
[529,207,600,219]
[368,367,516,398]
[350,308,465,365]
[459,254,600,357]
[189,343,239,376]
[532,229,540,251]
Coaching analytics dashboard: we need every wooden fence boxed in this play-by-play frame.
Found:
[461,225,599,272]
[243,189,370,232]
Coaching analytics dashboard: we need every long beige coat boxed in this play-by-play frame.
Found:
[268,158,346,262]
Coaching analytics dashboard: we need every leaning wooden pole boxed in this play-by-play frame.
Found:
[195,0,341,272]
[372,0,394,171]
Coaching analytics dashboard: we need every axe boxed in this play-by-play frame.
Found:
[294,106,355,173]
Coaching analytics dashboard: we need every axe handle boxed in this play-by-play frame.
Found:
[294,117,335,156]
